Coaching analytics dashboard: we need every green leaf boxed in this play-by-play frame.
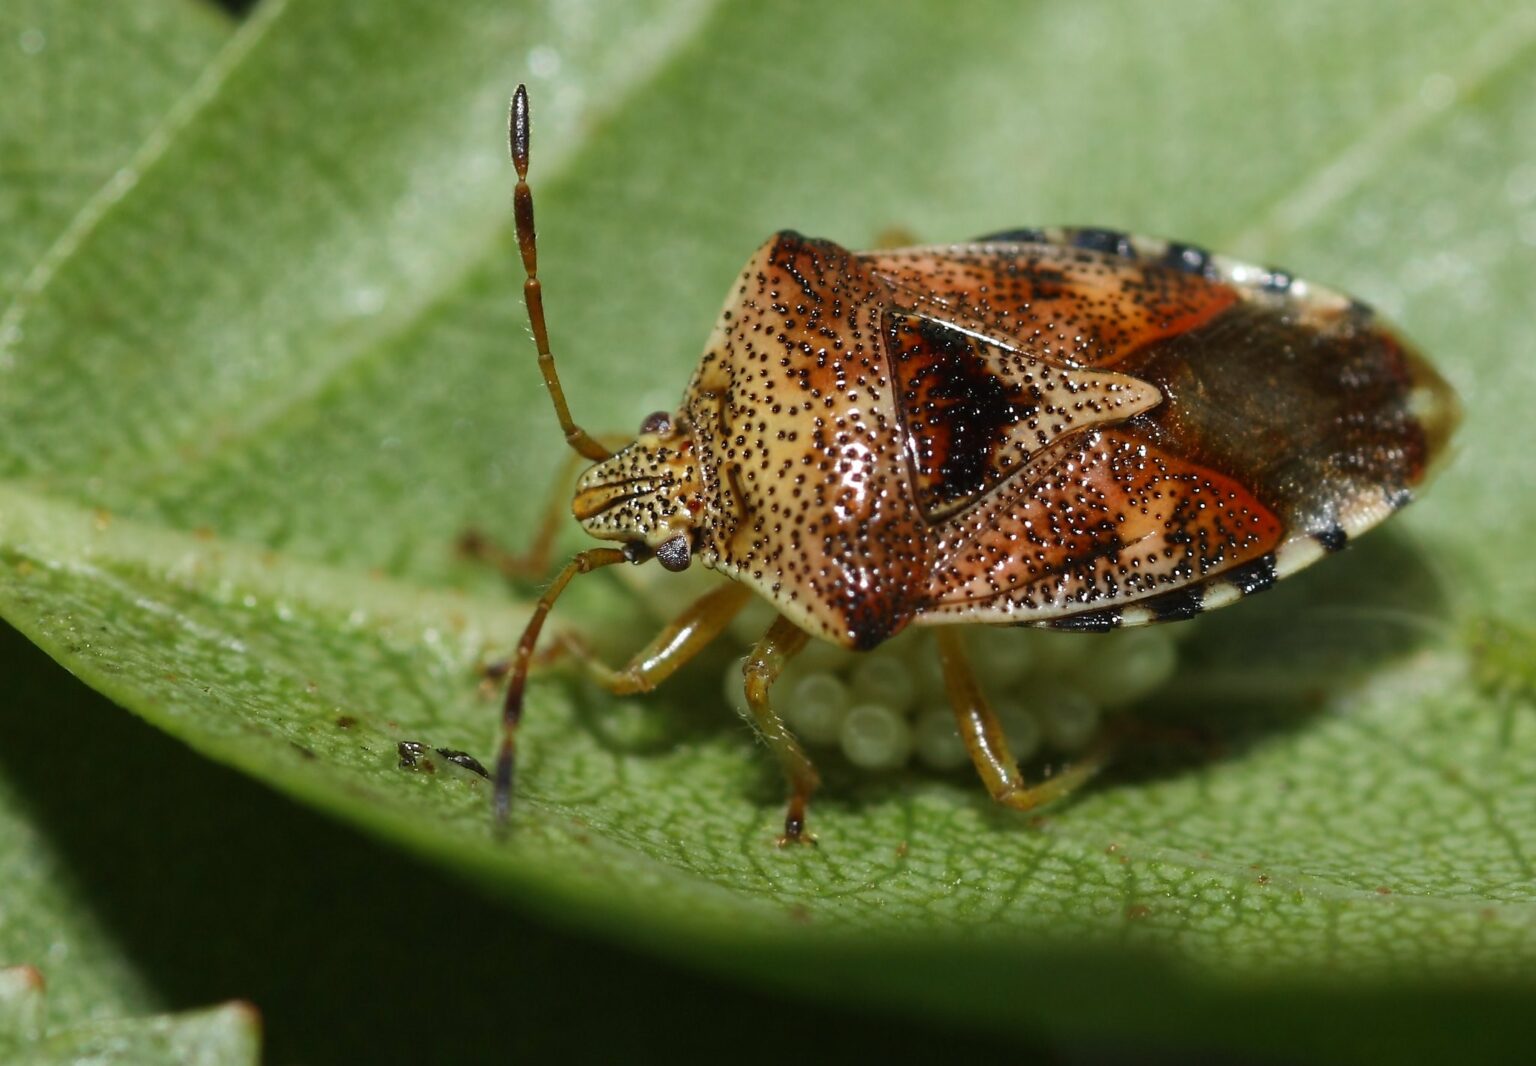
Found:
[0,969,259,1066]
[0,0,227,296]
[0,0,231,1035]
[0,623,1034,1063]
[0,968,46,1046]
[4,1,1535,1060]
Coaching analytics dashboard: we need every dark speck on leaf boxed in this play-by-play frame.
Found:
[397,740,429,770]
[435,748,490,779]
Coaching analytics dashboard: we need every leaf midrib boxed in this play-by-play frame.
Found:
[0,0,288,341]
[0,0,729,498]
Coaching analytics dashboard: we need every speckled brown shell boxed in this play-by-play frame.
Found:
[677,228,1458,649]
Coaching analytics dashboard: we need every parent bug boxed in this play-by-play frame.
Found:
[489,85,1458,844]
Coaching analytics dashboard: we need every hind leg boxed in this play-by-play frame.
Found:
[935,629,1109,811]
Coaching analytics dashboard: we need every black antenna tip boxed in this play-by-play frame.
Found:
[492,743,515,824]
[510,84,531,176]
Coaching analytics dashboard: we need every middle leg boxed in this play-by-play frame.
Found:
[742,615,820,846]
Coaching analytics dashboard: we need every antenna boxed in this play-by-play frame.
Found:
[510,85,611,462]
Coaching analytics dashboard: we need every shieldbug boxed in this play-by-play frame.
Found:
[486,85,1458,844]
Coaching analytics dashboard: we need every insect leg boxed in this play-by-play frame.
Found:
[742,615,821,846]
[935,629,1108,812]
[561,581,753,694]
[495,547,629,826]
[458,445,617,582]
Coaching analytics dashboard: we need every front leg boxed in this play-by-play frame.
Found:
[459,435,631,582]
[559,581,753,694]
[458,452,587,582]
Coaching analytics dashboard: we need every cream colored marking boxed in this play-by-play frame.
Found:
[1199,582,1242,612]
[1273,536,1327,580]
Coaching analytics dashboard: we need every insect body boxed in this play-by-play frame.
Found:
[492,86,1458,844]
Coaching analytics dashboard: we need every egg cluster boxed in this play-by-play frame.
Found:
[614,564,1185,774]
[718,600,1183,774]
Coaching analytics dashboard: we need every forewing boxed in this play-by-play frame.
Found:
[886,232,1458,629]
[862,236,1238,369]
[921,428,1285,623]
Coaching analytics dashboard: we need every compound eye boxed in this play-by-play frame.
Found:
[639,411,671,436]
[655,534,692,573]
